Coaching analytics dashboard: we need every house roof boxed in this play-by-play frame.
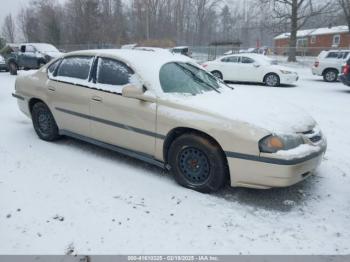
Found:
[274,25,349,40]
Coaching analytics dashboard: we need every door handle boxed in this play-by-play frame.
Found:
[48,86,55,92]
[92,96,103,102]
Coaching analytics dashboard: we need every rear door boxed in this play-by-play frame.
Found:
[89,56,157,156]
[46,55,95,137]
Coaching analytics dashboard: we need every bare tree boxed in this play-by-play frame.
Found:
[261,0,333,62]
[338,0,350,32]
[2,14,16,43]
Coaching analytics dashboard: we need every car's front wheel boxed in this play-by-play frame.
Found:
[168,133,227,193]
[323,69,338,82]
[211,70,223,80]
[264,73,280,87]
[31,102,60,141]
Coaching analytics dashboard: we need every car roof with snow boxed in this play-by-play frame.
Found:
[62,49,194,92]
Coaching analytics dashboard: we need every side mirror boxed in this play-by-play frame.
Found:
[253,63,261,68]
[122,85,156,103]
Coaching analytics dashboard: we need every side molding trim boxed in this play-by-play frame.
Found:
[59,130,165,169]
[12,93,25,101]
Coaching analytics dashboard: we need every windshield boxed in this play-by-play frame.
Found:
[33,44,59,53]
[258,57,278,66]
[160,62,221,95]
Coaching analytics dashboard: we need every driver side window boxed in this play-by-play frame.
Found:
[95,57,134,93]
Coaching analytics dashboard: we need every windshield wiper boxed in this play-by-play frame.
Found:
[175,63,221,94]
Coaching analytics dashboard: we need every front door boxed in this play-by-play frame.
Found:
[89,57,157,156]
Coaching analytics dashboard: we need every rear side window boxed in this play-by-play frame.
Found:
[57,56,93,80]
[97,58,134,86]
[221,56,240,63]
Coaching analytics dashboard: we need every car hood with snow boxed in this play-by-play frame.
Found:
[160,88,316,135]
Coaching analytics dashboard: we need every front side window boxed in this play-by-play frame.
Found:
[57,56,93,80]
[48,59,61,76]
[241,57,255,64]
[97,58,134,86]
[160,62,220,95]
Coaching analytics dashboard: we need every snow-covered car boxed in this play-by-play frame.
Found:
[312,50,350,82]
[13,49,327,192]
[0,55,9,72]
[6,43,63,75]
[202,54,299,87]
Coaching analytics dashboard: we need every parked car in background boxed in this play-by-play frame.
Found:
[6,43,62,75]
[312,50,350,82]
[13,49,326,192]
[339,58,350,86]
[170,46,192,57]
[202,53,298,87]
[0,55,9,72]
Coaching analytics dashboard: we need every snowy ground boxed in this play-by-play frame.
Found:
[0,66,349,255]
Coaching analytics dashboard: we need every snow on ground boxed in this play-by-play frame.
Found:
[0,66,350,255]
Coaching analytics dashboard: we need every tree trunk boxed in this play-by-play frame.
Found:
[288,0,298,62]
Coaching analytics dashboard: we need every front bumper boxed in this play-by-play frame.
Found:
[280,74,299,84]
[311,67,321,76]
[227,140,327,189]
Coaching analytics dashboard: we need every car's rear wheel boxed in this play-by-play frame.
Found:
[264,73,280,87]
[9,62,18,75]
[323,69,338,82]
[211,70,223,80]
[168,133,227,193]
[31,102,60,141]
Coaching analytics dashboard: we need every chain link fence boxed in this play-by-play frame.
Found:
[56,43,350,67]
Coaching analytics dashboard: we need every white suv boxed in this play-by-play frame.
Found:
[312,50,350,82]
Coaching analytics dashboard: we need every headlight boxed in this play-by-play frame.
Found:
[259,134,304,153]
[280,70,292,74]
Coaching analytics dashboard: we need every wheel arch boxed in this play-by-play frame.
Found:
[7,58,18,66]
[163,127,230,178]
[263,72,280,83]
[28,97,46,115]
[322,67,339,75]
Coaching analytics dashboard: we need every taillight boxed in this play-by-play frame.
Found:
[343,64,350,75]
[202,64,208,68]
[314,61,319,68]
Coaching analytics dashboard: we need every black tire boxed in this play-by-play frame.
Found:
[31,102,60,141]
[323,69,338,82]
[9,62,18,75]
[264,73,280,87]
[168,133,227,193]
[211,70,223,80]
